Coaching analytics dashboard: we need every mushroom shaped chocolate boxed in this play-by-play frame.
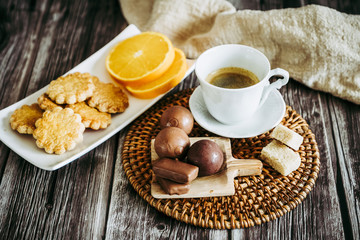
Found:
[160,106,194,135]
[154,127,190,159]
[187,139,224,176]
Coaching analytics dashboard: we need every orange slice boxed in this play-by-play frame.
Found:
[106,32,175,86]
[126,48,187,99]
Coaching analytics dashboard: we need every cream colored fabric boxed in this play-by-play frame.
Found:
[119,0,360,104]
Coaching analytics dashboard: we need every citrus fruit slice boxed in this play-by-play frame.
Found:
[106,32,175,86]
[126,48,187,99]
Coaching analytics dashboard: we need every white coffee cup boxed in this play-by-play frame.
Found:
[195,44,289,125]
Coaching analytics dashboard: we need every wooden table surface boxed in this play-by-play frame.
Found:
[0,0,359,239]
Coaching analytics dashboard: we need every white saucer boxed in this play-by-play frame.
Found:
[189,87,286,138]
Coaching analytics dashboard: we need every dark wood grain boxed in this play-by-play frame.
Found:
[0,0,359,239]
[0,0,124,239]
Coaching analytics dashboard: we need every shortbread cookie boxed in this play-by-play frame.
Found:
[46,72,95,104]
[10,104,43,134]
[38,93,63,111]
[33,107,85,154]
[270,124,303,150]
[87,78,129,113]
[260,140,301,176]
[67,102,111,130]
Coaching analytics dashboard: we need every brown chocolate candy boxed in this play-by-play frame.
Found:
[160,106,194,134]
[157,177,190,195]
[152,157,199,183]
[187,139,224,176]
[154,127,190,159]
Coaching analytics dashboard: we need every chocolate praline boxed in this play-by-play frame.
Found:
[187,139,224,176]
[160,106,194,135]
[154,127,190,159]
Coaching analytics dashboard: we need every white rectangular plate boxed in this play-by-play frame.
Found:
[0,24,195,171]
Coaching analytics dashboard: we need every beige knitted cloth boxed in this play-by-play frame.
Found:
[119,0,360,104]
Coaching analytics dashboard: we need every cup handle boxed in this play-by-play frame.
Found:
[259,68,289,106]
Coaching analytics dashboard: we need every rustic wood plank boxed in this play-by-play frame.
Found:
[105,129,139,239]
[0,139,118,239]
[0,0,123,239]
[0,143,10,182]
[0,0,48,107]
[43,140,117,239]
[315,3,360,240]
[293,1,360,239]
[0,151,54,238]
[229,0,261,10]
[278,80,345,239]
[105,128,184,239]
[328,97,360,240]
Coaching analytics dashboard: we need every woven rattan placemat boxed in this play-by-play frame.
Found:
[122,88,320,229]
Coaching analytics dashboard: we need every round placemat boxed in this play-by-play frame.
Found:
[122,88,320,229]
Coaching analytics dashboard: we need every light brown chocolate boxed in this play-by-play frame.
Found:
[160,106,194,134]
[152,157,198,183]
[154,127,190,159]
[157,177,190,195]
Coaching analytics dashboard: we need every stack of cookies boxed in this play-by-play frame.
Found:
[260,124,304,176]
[9,72,129,154]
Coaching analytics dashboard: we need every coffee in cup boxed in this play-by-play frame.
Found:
[206,67,259,89]
[195,44,289,125]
